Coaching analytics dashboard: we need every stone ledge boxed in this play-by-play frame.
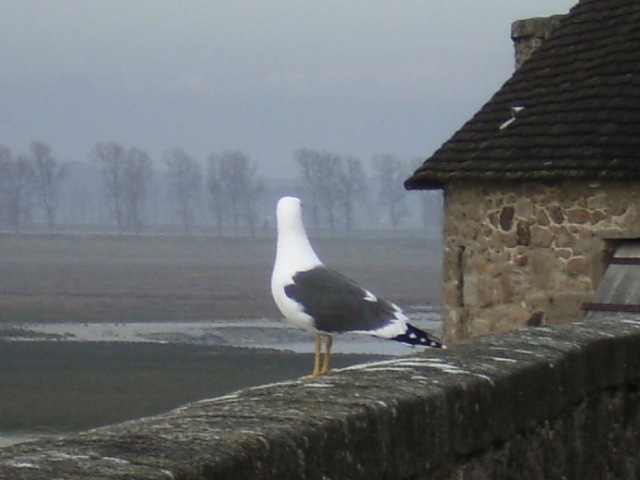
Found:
[1,315,640,479]
[595,228,640,239]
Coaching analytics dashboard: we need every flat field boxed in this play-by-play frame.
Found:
[0,231,441,435]
[0,232,441,323]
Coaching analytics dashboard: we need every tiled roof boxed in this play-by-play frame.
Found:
[405,0,640,190]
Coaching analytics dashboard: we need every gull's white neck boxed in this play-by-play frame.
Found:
[274,198,322,273]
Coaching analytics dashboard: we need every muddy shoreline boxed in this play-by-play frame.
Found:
[4,309,441,355]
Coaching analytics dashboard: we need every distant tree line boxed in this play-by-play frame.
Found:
[0,141,441,235]
[0,142,67,233]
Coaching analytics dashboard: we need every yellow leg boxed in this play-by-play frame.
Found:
[301,333,333,379]
[320,335,332,375]
[301,334,323,379]
[313,333,322,376]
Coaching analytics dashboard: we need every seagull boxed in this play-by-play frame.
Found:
[270,196,443,378]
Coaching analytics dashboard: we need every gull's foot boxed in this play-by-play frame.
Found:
[300,371,328,380]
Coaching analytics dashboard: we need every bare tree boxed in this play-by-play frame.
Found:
[294,148,322,230]
[373,154,409,229]
[164,147,202,233]
[90,142,127,232]
[0,148,35,232]
[218,151,265,236]
[316,152,341,233]
[206,154,226,234]
[122,147,153,234]
[29,141,67,232]
[337,155,367,232]
[218,152,243,235]
[294,149,342,233]
[241,161,266,237]
[0,145,13,227]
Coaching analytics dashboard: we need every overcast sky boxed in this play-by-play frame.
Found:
[0,1,576,175]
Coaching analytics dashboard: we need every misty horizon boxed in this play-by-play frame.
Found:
[0,141,443,235]
[1,1,576,174]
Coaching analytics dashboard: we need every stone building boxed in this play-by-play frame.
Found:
[405,0,640,343]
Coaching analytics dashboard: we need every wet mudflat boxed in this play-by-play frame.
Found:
[0,232,442,445]
[0,341,387,437]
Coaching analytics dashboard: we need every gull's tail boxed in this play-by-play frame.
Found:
[392,323,444,348]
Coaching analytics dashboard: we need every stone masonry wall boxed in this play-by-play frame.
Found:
[511,15,565,69]
[441,180,640,343]
[1,314,639,479]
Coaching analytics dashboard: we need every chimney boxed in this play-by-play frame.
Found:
[511,14,565,69]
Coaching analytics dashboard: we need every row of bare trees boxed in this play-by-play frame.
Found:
[89,142,266,234]
[294,149,416,232]
[0,142,67,232]
[0,141,439,235]
[207,151,265,236]
[0,141,266,234]
[90,142,153,234]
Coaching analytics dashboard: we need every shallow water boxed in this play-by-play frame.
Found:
[0,433,51,448]
[2,308,441,447]
[16,309,442,355]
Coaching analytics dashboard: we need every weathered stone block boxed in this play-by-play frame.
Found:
[443,282,462,306]
[590,210,607,224]
[511,15,565,68]
[499,206,515,231]
[471,258,491,276]
[477,283,501,308]
[530,250,557,286]
[478,223,494,240]
[547,205,565,224]
[461,223,479,240]
[515,198,534,218]
[545,293,587,324]
[516,221,531,246]
[463,273,479,306]
[552,274,592,296]
[515,254,529,267]
[444,307,468,342]
[528,293,551,313]
[566,256,588,276]
[536,209,550,226]
[586,191,607,209]
[567,208,591,224]
[503,231,518,248]
[609,200,627,216]
[488,211,500,228]
[554,226,575,248]
[530,225,554,247]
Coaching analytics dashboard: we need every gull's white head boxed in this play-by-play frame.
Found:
[274,196,321,271]
[276,196,305,235]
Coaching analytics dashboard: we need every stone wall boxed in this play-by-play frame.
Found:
[1,314,639,479]
[441,180,640,343]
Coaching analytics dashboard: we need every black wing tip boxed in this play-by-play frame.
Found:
[392,323,444,348]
